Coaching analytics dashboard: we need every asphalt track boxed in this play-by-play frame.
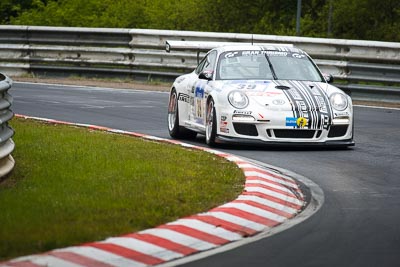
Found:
[11,82,400,267]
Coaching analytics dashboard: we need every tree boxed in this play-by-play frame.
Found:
[10,0,147,28]
[0,0,42,24]
[5,0,400,42]
[332,0,400,41]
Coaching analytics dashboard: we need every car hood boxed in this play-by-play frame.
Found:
[214,80,333,112]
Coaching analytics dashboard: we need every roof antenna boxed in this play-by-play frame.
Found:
[251,34,254,45]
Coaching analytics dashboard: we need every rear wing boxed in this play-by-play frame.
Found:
[165,40,294,52]
[165,40,294,63]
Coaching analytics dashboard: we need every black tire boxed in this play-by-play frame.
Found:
[205,99,217,146]
[167,89,197,139]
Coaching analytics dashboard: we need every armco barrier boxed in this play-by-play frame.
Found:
[0,73,14,179]
[0,25,399,102]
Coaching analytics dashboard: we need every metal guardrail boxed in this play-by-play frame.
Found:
[0,25,399,102]
[0,72,14,179]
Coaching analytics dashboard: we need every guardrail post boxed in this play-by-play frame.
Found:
[0,73,15,179]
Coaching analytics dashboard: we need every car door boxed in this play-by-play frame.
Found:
[189,51,217,126]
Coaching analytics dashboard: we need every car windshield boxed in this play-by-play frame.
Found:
[216,50,324,82]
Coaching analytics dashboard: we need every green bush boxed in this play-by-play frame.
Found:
[2,0,399,42]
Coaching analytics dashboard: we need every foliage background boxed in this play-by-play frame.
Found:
[1,0,399,42]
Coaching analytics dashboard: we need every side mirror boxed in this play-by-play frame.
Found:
[199,70,213,81]
[323,73,334,84]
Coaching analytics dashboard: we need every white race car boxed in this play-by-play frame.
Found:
[167,42,354,147]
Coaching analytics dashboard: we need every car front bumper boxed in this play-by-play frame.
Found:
[216,135,355,147]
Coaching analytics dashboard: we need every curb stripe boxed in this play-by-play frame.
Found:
[246,176,300,195]
[157,225,229,245]
[187,215,258,236]
[231,200,294,219]
[201,211,266,232]
[29,256,82,267]
[243,171,299,189]
[245,181,298,198]
[61,246,144,267]
[85,243,162,266]
[101,237,182,261]
[121,233,197,256]
[1,262,41,267]
[140,228,215,251]
[210,207,280,227]
[241,167,298,186]
[168,219,242,241]
[242,191,303,210]
[244,186,303,206]
[220,202,286,223]
[237,195,298,214]
[48,251,114,267]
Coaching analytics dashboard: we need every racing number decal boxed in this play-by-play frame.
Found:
[194,81,206,123]
[236,84,257,90]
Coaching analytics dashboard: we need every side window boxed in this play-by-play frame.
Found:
[204,51,216,72]
[195,57,207,74]
[195,51,217,75]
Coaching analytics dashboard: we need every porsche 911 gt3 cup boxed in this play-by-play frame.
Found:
[167,41,354,147]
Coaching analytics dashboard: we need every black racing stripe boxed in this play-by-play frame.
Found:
[280,80,331,130]
[273,81,299,126]
[286,80,314,129]
[293,81,322,129]
[312,83,333,129]
[298,81,331,130]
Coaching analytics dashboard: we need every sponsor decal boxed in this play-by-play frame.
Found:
[220,127,230,133]
[272,99,285,105]
[246,91,282,97]
[334,111,350,117]
[286,117,298,127]
[178,93,190,103]
[195,82,206,119]
[195,85,204,98]
[296,117,308,127]
[292,53,306,59]
[263,51,288,57]
[233,110,252,115]
[225,51,239,58]
[285,117,308,127]
[241,50,289,57]
[220,114,229,133]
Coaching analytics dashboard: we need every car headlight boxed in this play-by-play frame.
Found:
[330,93,348,111]
[228,91,249,109]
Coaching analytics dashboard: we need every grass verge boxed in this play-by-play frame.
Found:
[0,117,245,261]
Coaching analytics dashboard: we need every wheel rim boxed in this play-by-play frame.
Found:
[206,101,214,141]
[168,92,177,131]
